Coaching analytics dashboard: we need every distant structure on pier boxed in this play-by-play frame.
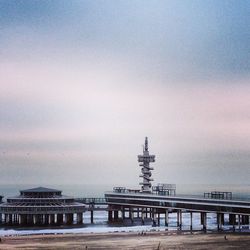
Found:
[0,187,85,226]
[138,137,155,193]
[204,191,233,200]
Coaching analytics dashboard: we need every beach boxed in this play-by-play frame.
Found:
[0,231,250,250]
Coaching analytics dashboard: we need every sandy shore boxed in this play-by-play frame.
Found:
[0,231,249,250]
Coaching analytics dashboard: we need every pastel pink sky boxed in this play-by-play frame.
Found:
[0,1,249,188]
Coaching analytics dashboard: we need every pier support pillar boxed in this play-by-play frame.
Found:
[221,213,225,225]
[202,212,207,231]
[130,208,134,224]
[108,210,113,222]
[165,210,169,227]
[90,210,94,223]
[152,209,156,227]
[114,210,119,221]
[121,207,125,220]
[179,211,182,229]
[141,208,145,225]
[77,213,83,224]
[190,212,193,230]
[177,210,180,227]
[229,214,236,225]
[217,213,223,231]
[242,215,249,225]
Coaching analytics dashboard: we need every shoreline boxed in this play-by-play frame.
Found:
[0,230,250,249]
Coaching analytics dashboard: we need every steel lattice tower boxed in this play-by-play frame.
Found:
[138,137,155,193]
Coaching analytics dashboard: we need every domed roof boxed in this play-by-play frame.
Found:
[20,187,61,193]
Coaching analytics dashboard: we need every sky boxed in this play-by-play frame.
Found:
[0,0,250,189]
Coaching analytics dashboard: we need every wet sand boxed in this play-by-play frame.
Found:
[0,231,250,249]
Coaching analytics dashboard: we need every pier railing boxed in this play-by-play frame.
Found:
[75,198,106,205]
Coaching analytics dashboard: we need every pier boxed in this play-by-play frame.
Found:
[105,137,250,230]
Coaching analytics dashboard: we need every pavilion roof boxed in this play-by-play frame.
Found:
[20,187,61,193]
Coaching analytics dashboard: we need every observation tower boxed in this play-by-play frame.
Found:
[138,137,155,193]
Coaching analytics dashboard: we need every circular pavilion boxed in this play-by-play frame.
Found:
[0,187,85,226]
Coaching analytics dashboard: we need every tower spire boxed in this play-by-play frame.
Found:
[138,137,155,193]
[145,137,148,151]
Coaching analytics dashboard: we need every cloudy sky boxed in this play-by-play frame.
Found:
[0,0,249,187]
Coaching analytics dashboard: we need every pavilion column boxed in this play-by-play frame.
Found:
[4,214,8,224]
[238,215,241,230]
[15,214,18,224]
[49,214,55,224]
[36,215,41,225]
[18,214,26,225]
[26,214,32,225]
[57,214,63,225]
[44,214,49,225]
[18,214,21,225]
[165,209,169,227]
[66,213,73,224]
[33,214,37,225]
[12,214,15,224]
[9,214,13,225]
[65,213,73,224]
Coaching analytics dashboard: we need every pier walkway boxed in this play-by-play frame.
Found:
[105,191,250,230]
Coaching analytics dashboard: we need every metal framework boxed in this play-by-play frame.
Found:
[152,183,176,196]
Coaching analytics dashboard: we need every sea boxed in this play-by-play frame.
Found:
[0,183,249,236]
